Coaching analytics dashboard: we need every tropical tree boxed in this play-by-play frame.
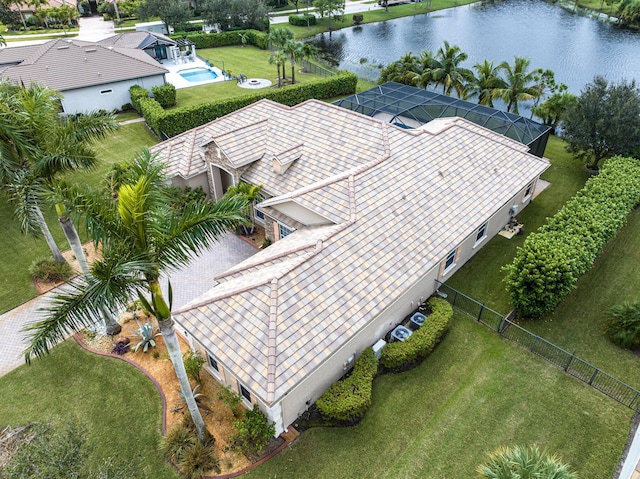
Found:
[268,26,294,50]
[138,0,192,33]
[0,81,118,266]
[492,56,542,114]
[300,42,318,73]
[313,0,345,29]
[531,90,577,134]
[378,52,421,85]
[284,39,304,84]
[429,41,473,98]
[464,59,506,107]
[224,182,263,235]
[268,49,287,87]
[562,76,640,170]
[413,49,436,89]
[477,445,578,479]
[23,150,249,442]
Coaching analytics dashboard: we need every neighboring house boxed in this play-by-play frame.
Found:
[151,99,549,435]
[0,38,168,113]
[97,31,196,64]
[10,0,78,18]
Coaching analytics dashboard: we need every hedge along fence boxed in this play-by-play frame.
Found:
[139,97,165,135]
[289,14,317,26]
[170,29,269,50]
[316,347,378,424]
[504,156,640,319]
[144,72,358,138]
[380,298,453,371]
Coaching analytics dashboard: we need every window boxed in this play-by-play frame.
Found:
[444,249,457,272]
[208,354,219,373]
[475,222,488,245]
[279,223,293,238]
[523,181,534,199]
[254,195,265,222]
[239,383,251,404]
[99,89,112,94]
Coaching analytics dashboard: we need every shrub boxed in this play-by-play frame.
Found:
[170,29,269,50]
[129,319,161,352]
[289,14,317,26]
[316,347,378,424]
[150,72,358,137]
[120,102,134,112]
[183,349,206,382]
[605,301,640,350]
[504,156,640,318]
[29,257,73,283]
[380,298,453,371]
[129,85,149,114]
[160,422,198,463]
[217,385,244,418]
[151,83,177,108]
[111,341,130,355]
[353,13,364,24]
[229,405,275,457]
[180,439,220,478]
[161,421,219,479]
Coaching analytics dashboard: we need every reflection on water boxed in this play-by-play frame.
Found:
[310,0,640,93]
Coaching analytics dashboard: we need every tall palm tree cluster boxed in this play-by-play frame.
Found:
[379,41,564,115]
[267,27,318,88]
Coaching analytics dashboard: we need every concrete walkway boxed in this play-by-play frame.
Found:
[0,233,257,378]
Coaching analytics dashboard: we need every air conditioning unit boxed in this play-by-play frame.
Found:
[372,339,386,359]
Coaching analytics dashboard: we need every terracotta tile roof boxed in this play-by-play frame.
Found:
[0,38,167,91]
[171,100,550,405]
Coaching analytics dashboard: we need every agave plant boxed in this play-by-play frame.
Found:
[176,384,212,414]
[130,319,161,353]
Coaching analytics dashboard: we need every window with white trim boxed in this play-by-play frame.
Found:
[208,354,220,376]
[444,249,457,272]
[239,383,252,404]
[279,223,293,238]
[475,222,488,245]
[523,181,534,200]
[254,194,265,223]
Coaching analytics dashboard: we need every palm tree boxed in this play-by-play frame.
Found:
[300,42,318,73]
[464,59,507,107]
[23,150,248,442]
[268,50,287,87]
[224,182,263,235]
[284,39,304,85]
[492,56,543,114]
[477,445,577,479]
[268,26,294,51]
[429,41,473,98]
[379,52,421,86]
[414,49,436,89]
[0,81,118,265]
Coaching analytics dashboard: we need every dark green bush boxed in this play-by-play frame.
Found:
[380,298,453,371]
[353,13,364,24]
[29,257,73,283]
[289,14,317,26]
[170,29,268,50]
[605,301,640,350]
[151,72,358,137]
[230,405,275,457]
[129,85,149,114]
[161,420,219,479]
[138,97,165,136]
[151,83,177,108]
[504,156,640,318]
[183,349,206,382]
[315,347,378,424]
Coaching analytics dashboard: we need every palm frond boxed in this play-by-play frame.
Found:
[6,168,44,236]
[62,109,119,144]
[23,255,154,363]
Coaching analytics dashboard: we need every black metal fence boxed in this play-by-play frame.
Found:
[434,280,640,412]
[300,60,336,78]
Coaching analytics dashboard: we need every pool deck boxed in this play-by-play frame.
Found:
[162,57,230,89]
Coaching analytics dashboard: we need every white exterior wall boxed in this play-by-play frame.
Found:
[60,75,166,113]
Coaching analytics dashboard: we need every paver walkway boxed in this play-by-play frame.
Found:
[0,233,256,378]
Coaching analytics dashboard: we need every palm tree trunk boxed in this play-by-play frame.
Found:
[99,304,122,335]
[34,204,66,264]
[291,61,296,84]
[56,205,89,275]
[158,315,207,442]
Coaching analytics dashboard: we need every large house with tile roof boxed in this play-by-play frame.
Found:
[0,37,167,113]
[152,98,549,435]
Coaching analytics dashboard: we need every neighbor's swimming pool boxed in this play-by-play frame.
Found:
[178,67,219,83]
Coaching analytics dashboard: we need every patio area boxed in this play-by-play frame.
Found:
[163,56,231,89]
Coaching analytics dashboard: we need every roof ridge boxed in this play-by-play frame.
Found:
[266,278,278,403]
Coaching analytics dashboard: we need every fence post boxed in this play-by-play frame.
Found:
[564,354,574,371]
[497,316,506,334]
[589,369,598,386]
[453,290,458,308]
[631,391,640,411]
[477,305,484,322]
[530,336,538,352]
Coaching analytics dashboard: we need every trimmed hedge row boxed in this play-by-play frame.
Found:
[145,72,358,138]
[152,83,177,108]
[138,97,165,135]
[289,14,317,26]
[129,85,149,115]
[504,156,640,319]
[316,347,378,424]
[380,298,453,371]
[170,29,268,50]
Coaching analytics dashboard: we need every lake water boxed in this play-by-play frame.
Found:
[311,0,640,94]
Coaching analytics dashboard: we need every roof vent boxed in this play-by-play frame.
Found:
[57,45,69,50]
[84,48,97,52]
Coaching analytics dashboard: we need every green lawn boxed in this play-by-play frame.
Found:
[246,313,631,478]
[0,122,157,314]
[0,340,179,478]
[446,135,640,389]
